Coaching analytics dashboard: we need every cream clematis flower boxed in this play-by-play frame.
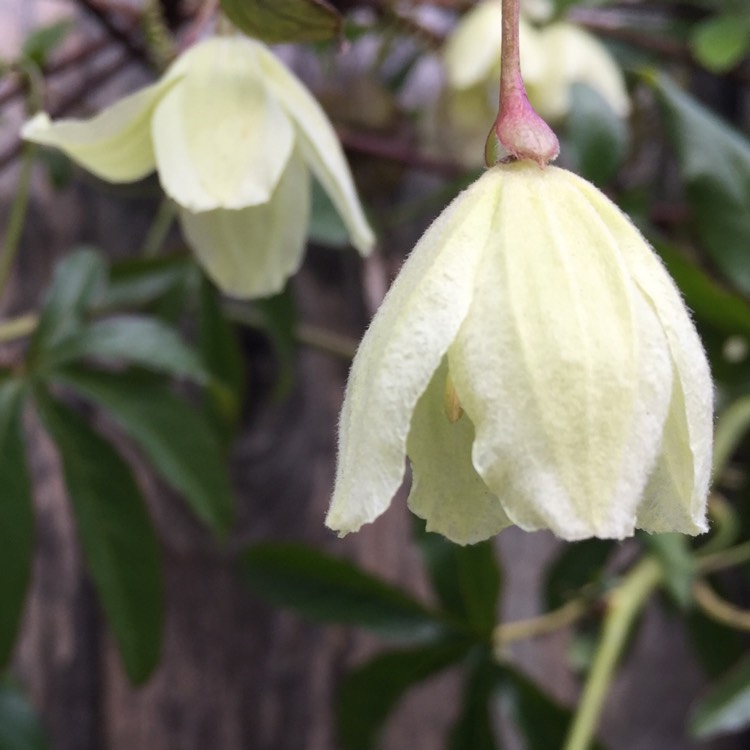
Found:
[433,1,630,167]
[327,161,713,544]
[22,36,375,298]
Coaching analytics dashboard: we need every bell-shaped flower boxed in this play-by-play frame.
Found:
[327,161,713,544]
[434,2,630,167]
[22,36,375,298]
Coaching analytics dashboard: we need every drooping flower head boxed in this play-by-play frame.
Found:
[22,35,375,298]
[327,161,712,543]
[431,1,630,167]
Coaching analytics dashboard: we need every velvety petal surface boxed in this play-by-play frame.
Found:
[179,150,310,299]
[569,172,712,532]
[152,37,294,212]
[21,79,173,182]
[255,44,375,255]
[407,358,511,545]
[449,162,673,540]
[327,171,503,535]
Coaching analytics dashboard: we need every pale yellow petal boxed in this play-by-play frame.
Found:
[21,79,173,182]
[179,150,310,299]
[152,37,294,212]
[569,172,713,531]
[444,2,545,89]
[449,162,672,540]
[532,23,630,121]
[255,44,375,255]
[407,358,511,545]
[326,171,502,535]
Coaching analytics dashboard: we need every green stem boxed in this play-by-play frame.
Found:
[141,197,178,257]
[0,145,36,300]
[0,312,38,343]
[561,558,661,750]
[712,396,750,481]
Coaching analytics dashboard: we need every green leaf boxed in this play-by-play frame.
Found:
[690,14,750,74]
[28,249,106,366]
[34,391,163,684]
[102,256,192,311]
[544,540,614,610]
[0,381,34,668]
[45,316,209,383]
[655,241,750,338]
[240,543,445,638]
[565,82,629,186]
[652,73,750,293]
[690,654,750,739]
[198,280,245,438]
[414,521,501,634]
[252,288,298,399]
[447,656,501,750]
[54,367,234,535]
[219,0,342,43]
[0,678,47,750]
[309,180,350,248]
[22,20,73,67]
[643,533,694,608]
[336,639,473,750]
[504,665,604,750]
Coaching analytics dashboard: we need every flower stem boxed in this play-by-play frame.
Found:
[493,597,589,656]
[0,144,35,301]
[487,0,558,166]
[693,579,750,632]
[561,558,661,750]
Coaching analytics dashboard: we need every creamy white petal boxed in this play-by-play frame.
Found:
[179,150,310,299]
[445,3,545,90]
[569,172,713,530]
[531,23,630,121]
[407,358,511,545]
[152,37,294,212]
[255,44,375,255]
[443,1,504,89]
[21,79,174,182]
[327,171,503,535]
[449,162,672,540]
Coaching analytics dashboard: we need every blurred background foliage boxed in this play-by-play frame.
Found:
[1,0,750,748]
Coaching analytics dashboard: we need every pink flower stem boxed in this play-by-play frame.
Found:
[486,0,559,167]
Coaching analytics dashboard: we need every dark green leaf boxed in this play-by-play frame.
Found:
[219,0,342,43]
[565,82,629,186]
[414,521,501,634]
[643,533,694,608]
[252,288,297,399]
[688,608,748,679]
[54,367,234,535]
[45,316,209,383]
[690,654,750,739]
[448,656,501,750]
[240,542,444,638]
[309,181,350,248]
[198,280,245,438]
[28,249,106,366]
[0,381,34,667]
[544,540,614,610]
[337,639,472,750]
[22,20,73,66]
[102,256,192,311]
[0,678,47,750]
[504,666,607,750]
[652,73,750,293]
[34,391,163,684]
[655,241,750,338]
[690,14,750,74]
